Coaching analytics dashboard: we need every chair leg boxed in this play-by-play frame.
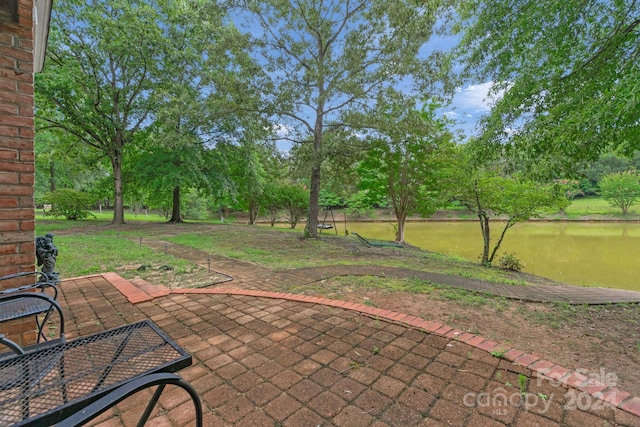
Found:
[136,384,166,427]
[35,308,53,343]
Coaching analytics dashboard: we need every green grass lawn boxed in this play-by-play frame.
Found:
[564,197,640,216]
[446,197,640,218]
[36,219,538,288]
[33,197,640,290]
[36,210,172,223]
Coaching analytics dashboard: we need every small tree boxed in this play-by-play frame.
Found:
[262,185,281,227]
[554,179,584,201]
[42,189,95,220]
[455,170,569,266]
[599,171,640,215]
[279,183,309,229]
[357,104,458,243]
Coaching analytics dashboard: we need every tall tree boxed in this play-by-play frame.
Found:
[234,0,452,237]
[35,0,165,224]
[36,0,237,224]
[145,1,263,223]
[453,1,640,171]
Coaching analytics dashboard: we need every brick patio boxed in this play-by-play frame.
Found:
[51,273,640,427]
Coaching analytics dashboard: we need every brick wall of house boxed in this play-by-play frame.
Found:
[0,0,38,345]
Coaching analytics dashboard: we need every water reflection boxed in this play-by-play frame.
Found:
[344,221,640,291]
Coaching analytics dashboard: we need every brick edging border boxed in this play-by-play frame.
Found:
[79,274,640,419]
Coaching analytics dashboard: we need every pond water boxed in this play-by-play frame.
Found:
[342,221,640,291]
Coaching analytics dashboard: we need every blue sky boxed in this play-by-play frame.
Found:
[272,81,497,149]
[442,82,497,140]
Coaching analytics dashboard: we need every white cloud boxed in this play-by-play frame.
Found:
[272,123,291,138]
[442,81,509,138]
[457,82,504,112]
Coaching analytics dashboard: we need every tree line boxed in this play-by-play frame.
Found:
[35,0,640,266]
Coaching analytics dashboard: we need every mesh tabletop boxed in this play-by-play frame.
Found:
[0,320,191,426]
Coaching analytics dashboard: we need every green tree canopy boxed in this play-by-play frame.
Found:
[453,1,640,171]
[580,152,637,194]
[234,0,454,237]
[36,0,170,224]
[36,0,244,224]
[34,128,109,200]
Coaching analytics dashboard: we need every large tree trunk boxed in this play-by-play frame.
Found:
[168,186,183,223]
[304,86,325,238]
[49,161,56,191]
[304,125,323,238]
[112,151,125,225]
[304,164,321,238]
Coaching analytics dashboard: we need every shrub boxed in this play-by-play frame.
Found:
[42,189,95,220]
[280,183,309,228]
[498,252,523,271]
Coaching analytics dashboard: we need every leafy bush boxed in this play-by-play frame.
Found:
[42,189,95,220]
[181,189,208,220]
[319,190,343,209]
[498,252,523,271]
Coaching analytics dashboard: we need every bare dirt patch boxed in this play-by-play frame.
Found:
[115,262,231,289]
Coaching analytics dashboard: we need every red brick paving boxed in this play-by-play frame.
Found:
[47,272,640,426]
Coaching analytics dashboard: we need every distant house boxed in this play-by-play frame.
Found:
[0,0,52,344]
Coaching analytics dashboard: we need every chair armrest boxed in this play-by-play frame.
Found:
[0,272,58,300]
[61,373,203,427]
[0,333,26,356]
[0,271,49,283]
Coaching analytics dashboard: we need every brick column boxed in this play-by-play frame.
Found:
[0,0,38,345]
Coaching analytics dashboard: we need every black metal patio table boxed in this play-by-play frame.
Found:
[0,320,202,426]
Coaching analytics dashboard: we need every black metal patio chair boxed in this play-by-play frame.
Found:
[0,272,64,343]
